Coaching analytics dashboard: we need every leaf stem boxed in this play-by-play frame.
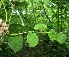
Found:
[9,31,50,36]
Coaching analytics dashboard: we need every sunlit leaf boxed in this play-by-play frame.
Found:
[34,24,47,31]
[44,0,50,5]
[48,29,57,41]
[27,32,38,47]
[46,8,53,16]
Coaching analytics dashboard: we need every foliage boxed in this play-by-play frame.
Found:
[27,32,38,47]
[0,0,69,57]
[48,29,57,41]
[34,24,47,31]
[57,32,67,44]
[8,35,23,53]
[48,29,67,44]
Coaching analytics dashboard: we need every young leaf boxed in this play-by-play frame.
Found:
[27,32,38,47]
[8,35,23,53]
[48,29,57,41]
[34,24,47,31]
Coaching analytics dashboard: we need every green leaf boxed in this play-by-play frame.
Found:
[33,0,50,4]
[44,0,50,5]
[37,17,46,23]
[48,29,57,41]
[65,42,69,49]
[57,33,67,44]
[19,0,24,2]
[48,29,67,44]
[27,32,38,47]
[0,38,4,44]
[46,8,53,16]
[34,24,47,31]
[9,24,25,33]
[33,0,42,2]
[0,48,2,51]
[8,35,23,53]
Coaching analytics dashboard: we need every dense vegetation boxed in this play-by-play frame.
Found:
[0,0,69,57]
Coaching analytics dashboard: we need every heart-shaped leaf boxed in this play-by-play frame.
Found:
[8,35,23,53]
